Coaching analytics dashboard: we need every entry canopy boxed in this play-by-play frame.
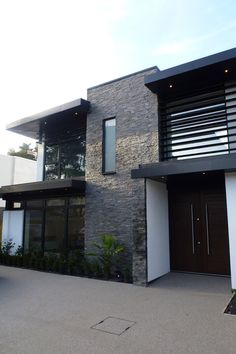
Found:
[0,178,85,200]
[131,154,236,181]
[145,48,236,98]
[7,98,90,140]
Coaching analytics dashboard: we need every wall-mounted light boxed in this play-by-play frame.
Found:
[169,84,173,88]
[225,69,229,73]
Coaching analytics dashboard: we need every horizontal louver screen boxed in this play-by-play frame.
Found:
[160,86,236,160]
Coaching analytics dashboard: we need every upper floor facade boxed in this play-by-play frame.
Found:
[5,48,236,186]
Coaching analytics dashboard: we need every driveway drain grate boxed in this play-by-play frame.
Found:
[91,316,136,335]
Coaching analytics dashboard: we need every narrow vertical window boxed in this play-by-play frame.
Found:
[103,118,116,173]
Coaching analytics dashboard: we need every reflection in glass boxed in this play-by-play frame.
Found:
[45,144,59,164]
[44,134,86,180]
[104,118,116,172]
[44,207,65,252]
[46,199,65,207]
[45,163,59,180]
[69,197,85,206]
[68,207,85,250]
[60,138,85,178]
[27,200,43,208]
[24,197,85,254]
[24,210,43,252]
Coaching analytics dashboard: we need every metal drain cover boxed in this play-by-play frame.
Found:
[91,316,136,335]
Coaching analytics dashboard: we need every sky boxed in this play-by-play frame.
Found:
[0,0,236,155]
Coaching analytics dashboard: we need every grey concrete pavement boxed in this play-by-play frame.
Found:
[0,266,235,354]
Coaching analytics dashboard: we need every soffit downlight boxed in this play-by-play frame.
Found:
[145,48,236,98]
[0,178,86,200]
[7,98,90,140]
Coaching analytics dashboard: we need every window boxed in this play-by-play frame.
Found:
[24,209,43,252]
[23,197,85,253]
[103,118,116,173]
[44,133,86,180]
[159,88,236,160]
[44,203,65,252]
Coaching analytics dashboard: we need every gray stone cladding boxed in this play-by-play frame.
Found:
[85,68,159,285]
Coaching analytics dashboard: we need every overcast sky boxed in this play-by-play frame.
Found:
[0,0,236,154]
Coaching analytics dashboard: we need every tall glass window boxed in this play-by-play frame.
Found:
[24,209,43,252]
[23,197,85,254]
[44,133,86,180]
[103,118,116,173]
[44,200,65,252]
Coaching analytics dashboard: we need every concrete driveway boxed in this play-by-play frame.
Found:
[0,266,235,354]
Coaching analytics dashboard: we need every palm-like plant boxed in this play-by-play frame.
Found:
[90,234,124,279]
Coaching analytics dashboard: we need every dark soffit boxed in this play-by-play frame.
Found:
[145,48,236,98]
[6,98,90,140]
[131,154,236,179]
[0,178,86,199]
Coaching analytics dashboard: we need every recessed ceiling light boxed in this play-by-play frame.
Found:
[202,172,206,175]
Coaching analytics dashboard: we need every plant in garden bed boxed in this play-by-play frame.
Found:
[67,250,84,275]
[0,239,15,265]
[87,234,125,279]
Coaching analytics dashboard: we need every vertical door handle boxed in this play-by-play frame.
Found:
[190,204,195,255]
[205,203,210,255]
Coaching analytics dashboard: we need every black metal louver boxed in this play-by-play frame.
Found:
[159,85,236,160]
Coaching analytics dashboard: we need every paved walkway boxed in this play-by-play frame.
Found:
[0,266,235,354]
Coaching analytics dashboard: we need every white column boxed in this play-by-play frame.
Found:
[146,179,170,282]
[225,172,236,289]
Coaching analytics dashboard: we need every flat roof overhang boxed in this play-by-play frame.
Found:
[131,154,236,180]
[145,48,236,97]
[7,98,90,140]
[0,178,85,200]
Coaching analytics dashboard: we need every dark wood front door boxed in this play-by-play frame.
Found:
[168,173,230,275]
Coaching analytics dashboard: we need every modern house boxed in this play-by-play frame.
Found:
[1,48,236,287]
[0,154,36,243]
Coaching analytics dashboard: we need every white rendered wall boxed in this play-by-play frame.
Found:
[36,143,44,181]
[2,210,24,252]
[0,154,15,187]
[146,179,170,282]
[0,154,37,207]
[225,172,236,289]
[13,157,36,184]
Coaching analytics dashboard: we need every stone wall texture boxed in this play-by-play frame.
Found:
[85,68,159,285]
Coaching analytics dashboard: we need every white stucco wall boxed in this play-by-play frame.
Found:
[0,155,15,188]
[225,172,236,289]
[2,210,24,252]
[0,154,37,207]
[146,179,170,282]
[13,156,36,184]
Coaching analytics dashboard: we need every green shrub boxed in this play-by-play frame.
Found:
[88,234,125,279]
[15,245,24,257]
[0,239,15,256]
